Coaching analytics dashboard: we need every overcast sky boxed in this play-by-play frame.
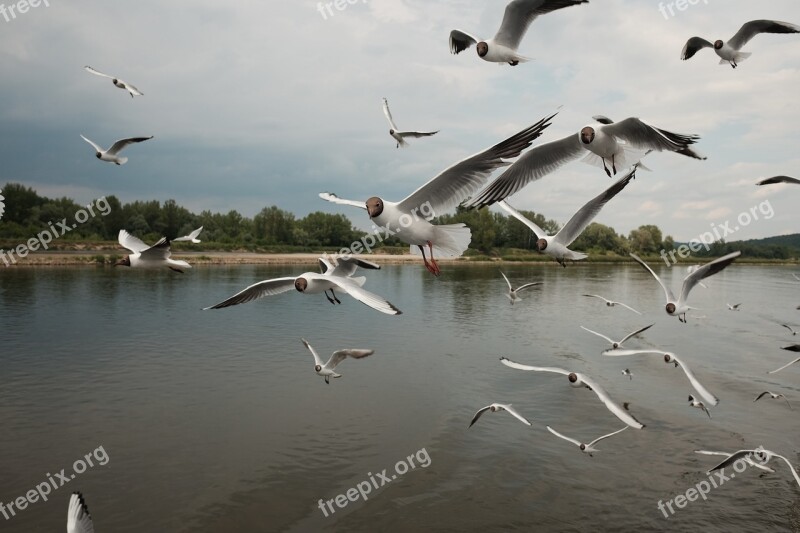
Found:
[1,0,798,241]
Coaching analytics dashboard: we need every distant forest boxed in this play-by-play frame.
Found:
[0,182,796,259]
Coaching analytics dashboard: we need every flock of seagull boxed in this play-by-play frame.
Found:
[51,1,800,530]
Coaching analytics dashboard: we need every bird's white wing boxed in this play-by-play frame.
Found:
[106,136,153,156]
[546,425,582,447]
[580,326,615,345]
[603,118,700,153]
[500,271,513,291]
[138,237,173,261]
[630,253,676,303]
[80,135,104,153]
[469,405,492,427]
[616,302,642,315]
[782,325,796,334]
[587,426,628,448]
[331,256,381,278]
[756,175,800,186]
[301,338,324,367]
[67,492,94,533]
[382,98,399,130]
[466,134,583,208]
[494,0,588,51]
[601,349,658,358]
[497,200,547,239]
[398,113,555,214]
[705,449,764,473]
[678,251,741,308]
[118,229,150,253]
[203,277,297,309]
[449,29,480,54]
[729,20,800,50]
[123,81,143,96]
[554,166,637,247]
[578,373,645,429]
[503,404,533,426]
[583,294,610,303]
[318,192,367,210]
[618,323,654,345]
[174,226,203,243]
[695,450,776,473]
[773,453,800,489]
[516,282,542,293]
[329,348,374,369]
[673,354,719,406]
[326,276,402,316]
[499,357,569,375]
[84,65,114,79]
[680,37,714,60]
[768,356,800,374]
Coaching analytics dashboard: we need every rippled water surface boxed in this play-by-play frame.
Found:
[1,263,799,532]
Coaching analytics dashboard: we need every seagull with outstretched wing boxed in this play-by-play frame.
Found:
[84,65,143,97]
[382,98,438,148]
[681,20,800,68]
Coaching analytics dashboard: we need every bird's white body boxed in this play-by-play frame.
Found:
[117,230,191,272]
[302,339,374,384]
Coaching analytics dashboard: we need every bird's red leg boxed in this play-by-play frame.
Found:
[428,241,441,276]
[418,244,435,275]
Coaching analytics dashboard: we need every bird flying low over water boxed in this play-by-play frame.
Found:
[466,118,700,208]
[754,391,792,410]
[688,394,713,418]
[301,338,374,384]
[66,492,94,533]
[582,294,641,315]
[581,324,654,351]
[319,112,555,276]
[449,0,589,66]
[382,98,438,148]
[469,403,532,428]
[546,425,628,456]
[81,134,153,165]
[697,449,800,490]
[173,226,203,243]
[84,65,144,97]
[203,256,401,315]
[500,271,542,304]
[630,251,741,323]
[756,175,800,186]
[116,230,191,273]
[681,20,800,68]
[497,166,637,266]
[499,357,645,429]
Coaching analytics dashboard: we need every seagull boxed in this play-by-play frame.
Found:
[500,270,542,304]
[203,256,401,315]
[694,450,775,473]
[496,167,637,266]
[768,354,800,374]
[782,324,797,336]
[382,98,438,148]
[84,65,143,97]
[173,226,203,243]
[621,368,633,380]
[546,425,627,456]
[81,134,153,165]
[687,265,709,288]
[698,449,800,489]
[301,338,373,384]
[467,118,701,207]
[581,324,654,350]
[469,403,532,428]
[681,20,800,68]
[727,303,743,311]
[592,115,707,161]
[630,251,741,323]
[67,492,94,533]
[583,294,641,314]
[688,394,712,418]
[499,357,645,429]
[756,175,800,186]
[115,229,191,273]
[316,255,382,304]
[449,0,588,66]
[602,349,719,406]
[318,112,555,276]
[754,391,792,410]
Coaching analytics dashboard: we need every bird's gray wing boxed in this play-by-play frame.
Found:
[494,0,589,51]
[449,29,480,54]
[106,136,153,155]
[203,277,297,309]
[603,118,699,153]
[681,37,714,60]
[678,251,741,308]
[729,20,800,50]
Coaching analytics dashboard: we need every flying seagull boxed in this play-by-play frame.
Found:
[583,294,641,314]
[301,338,373,384]
[698,449,800,489]
[768,354,800,375]
[67,492,94,533]
[621,368,633,380]
[694,450,775,474]
[754,391,792,410]
[115,229,191,273]
[499,357,645,429]
[681,20,800,68]
[449,0,589,66]
[546,425,628,456]
[173,226,203,243]
[630,251,741,323]
[496,166,637,266]
[382,98,438,148]
[84,65,143,97]
[467,118,700,207]
[318,112,555,276]
[781,324,797,336]
[469,403,532,428]
[756,175,800,186]
[688,394,712,418]
[203,256,401,315]
[592,115,707,161]
[81,134,153,165]
[500,270,542,304]
[581,323,654,350]
[727,303,743,311]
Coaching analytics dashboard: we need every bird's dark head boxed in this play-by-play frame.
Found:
[713,40,723,50]
[314,364,322,372]
[664,353,673,364]
[612,342,620,349]
[568,372,584,388]
[579,444,586,451]
[580,126,595,145]
[389,129,395,135]
[477,42,488,57]
[666,302,676,314]
[294,277,308,292]
[366,197,384,218]
[95,152,101,159]
[536,238,548,251]
[114,256,131,267]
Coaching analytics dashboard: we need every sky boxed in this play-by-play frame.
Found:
[0,0,798,242]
